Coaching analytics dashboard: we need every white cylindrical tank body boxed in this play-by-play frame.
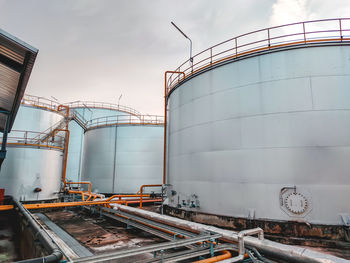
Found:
[66,105,138,182]
[0,103,64,201]
[166,45,350,226]
[0,147,62,201]
[81,124,164,194]
[12,105,64,132]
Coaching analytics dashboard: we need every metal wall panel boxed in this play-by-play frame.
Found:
[114,126,163,193]
[167,45,350,225]
[66,121,84,182]
[0,147,62,200]
[0,105,64,200]
[11,105,63,132]
[81,125,163,194]
[66,108,131,182]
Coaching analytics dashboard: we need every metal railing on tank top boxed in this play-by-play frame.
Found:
[166,18,350,95]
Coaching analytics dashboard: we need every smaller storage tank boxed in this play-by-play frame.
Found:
[65,101,141,183]
[0,131,64,201]
[81,115,164,194]
[0,95,66,201]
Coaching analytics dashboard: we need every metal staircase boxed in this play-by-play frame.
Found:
[70,109,87,131]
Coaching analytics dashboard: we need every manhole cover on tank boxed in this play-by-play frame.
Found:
[285,193,308,215]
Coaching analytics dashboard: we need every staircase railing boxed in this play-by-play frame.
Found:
[86,114,164,130]
[70,109,88,130]
[0,130,65,150]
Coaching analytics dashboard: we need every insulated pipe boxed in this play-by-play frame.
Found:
[111,204,348,263]
[193,250,232,263]
[237,228,264,255]
[13,199,63,263]
[164,71,185,185]
[215,228,264,263]
[106,194,151,202]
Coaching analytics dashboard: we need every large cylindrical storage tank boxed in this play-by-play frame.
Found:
[165,20,350,230]
[0,95,65,201]
[65,102,141,182]
[81,115,164,194]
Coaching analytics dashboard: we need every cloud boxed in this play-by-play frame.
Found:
[1,0,350,115]
[270,0,313,26]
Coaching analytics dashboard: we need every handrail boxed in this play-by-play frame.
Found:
[64,101,142,117]
[70,109,88,123]
[21,94,141,118]
[30,118,65,142]
[167,18,350,95]
[21,94,61,112]
[0,130,65,150]
[86,114,164,130]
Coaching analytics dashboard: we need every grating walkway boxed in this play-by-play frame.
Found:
[35,213,93,258]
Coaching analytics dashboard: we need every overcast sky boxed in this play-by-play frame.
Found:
[1,0,350,115]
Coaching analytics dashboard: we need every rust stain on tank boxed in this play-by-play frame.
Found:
[163,205,349,243]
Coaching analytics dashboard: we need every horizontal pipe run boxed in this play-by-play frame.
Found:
[13,199,63,263]
[0,198,162,211]
[106,194,151,202]
[73,232,222,263]
[215,255,245,263]
[145,245,239,263]
[6,142,64,151]
[102,207,197,238]
[111,204,348,263]
[193,250,232,263]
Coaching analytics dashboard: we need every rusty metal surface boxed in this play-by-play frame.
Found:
[163,205,350,259]
[44,210,165,257]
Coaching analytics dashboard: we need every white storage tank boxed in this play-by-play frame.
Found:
[0,146,63,201]
[0,95,65,200]
[165,19,350,228]
[81,115,164,194]
[65,102,141,182]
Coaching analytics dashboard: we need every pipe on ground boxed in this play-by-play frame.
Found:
[111,204,348,263]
